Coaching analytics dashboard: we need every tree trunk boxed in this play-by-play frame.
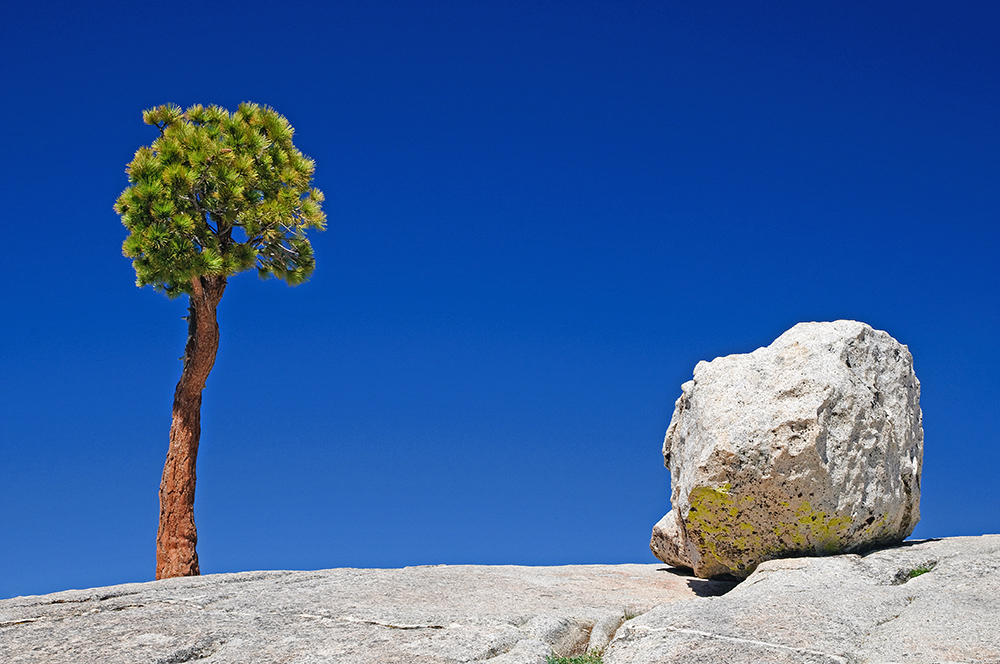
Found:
[156,275,227,579]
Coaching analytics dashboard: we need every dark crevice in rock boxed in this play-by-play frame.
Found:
[474,636,518,661]
[43,590,140,605]
[872,611,904,629]
[0,617,42,627]
[155,637,222,663]
[337,615,447,629]
[891,560,937,585]
[661,567,741,596]
[110,603,145,611]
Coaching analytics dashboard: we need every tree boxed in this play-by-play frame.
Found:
[114,103,326,579]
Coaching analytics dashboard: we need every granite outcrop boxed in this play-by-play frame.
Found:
[3,537,998,663]
[607,535,1000,663]
[0,564,731,663]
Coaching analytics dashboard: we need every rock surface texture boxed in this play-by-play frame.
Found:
[0,564,733,664]
[606,535,1000,664]
[3,537,997,663]
[651,320,923,578]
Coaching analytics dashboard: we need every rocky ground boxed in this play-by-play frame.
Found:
[606,535,1000,663]
[2,536,997,663]
[0,563,732,663]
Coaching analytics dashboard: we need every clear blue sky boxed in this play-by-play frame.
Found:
[1,1,997,600]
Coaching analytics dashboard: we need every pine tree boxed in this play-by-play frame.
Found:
[115,103,326,579]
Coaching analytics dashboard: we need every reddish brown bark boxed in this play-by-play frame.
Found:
[156,275,227,580]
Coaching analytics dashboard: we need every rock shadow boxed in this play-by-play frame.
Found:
[657,567,741,597]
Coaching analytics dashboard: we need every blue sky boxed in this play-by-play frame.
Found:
[1,0,998,600]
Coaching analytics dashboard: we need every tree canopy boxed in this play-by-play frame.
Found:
[115,102,326,297]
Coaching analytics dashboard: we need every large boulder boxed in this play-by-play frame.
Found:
[650,320,923,579]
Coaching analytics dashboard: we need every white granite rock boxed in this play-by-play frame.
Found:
[651,320,923,578]
[0,564,733,664]
[607,536,1000,664]
[5,537,997,664]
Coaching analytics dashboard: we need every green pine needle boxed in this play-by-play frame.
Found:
[116,103,325,296]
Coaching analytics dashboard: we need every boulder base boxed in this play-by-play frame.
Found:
[609,536,1000,664]
[651,320,923,578]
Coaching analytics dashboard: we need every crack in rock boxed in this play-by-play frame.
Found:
[110,603,145,612]
[471,627,522,660]
[42,590,140,605]
[0,617,43,627]
[586,613,626,654]
[300,614,450,630]
[154,636,222,663]
[871,611,904,629]
[891,560,937,585]
[624,623,851,663]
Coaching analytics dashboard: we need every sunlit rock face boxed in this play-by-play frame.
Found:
[650,320,923,579]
